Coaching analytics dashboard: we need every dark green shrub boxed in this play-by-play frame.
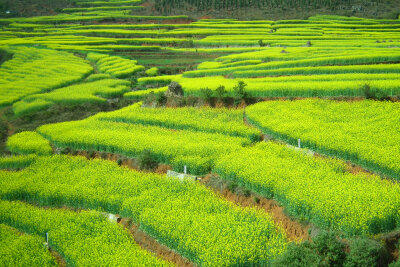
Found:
[345,238,390,267]
[156,93,167,106]
[272,231,346,267]
[0,119,7,144]
[233,81,248,100]
[389,260,400,267]
[227,181,238,192]
[199,88,214,104]
[236,186,251,197]
[216,85,227,98]
[138,150,158,171]
[312,231,346,267]
[253,196,260,204]
[361,84,390,101]
[271,242,326,267]
[183,96,199,107]
[143,91,157,105]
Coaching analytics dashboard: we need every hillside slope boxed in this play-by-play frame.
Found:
[1,0,399,20]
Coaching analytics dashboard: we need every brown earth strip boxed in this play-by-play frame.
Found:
[119,217,195,267]
[201,174,309,242]
[49,249,67,267]
[61,149,309,242]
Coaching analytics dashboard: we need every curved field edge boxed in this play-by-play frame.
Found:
[213,142,400,236]
[0,200,171,266]
[245,100,400,180]
[0,223,58,267]
[0,155,288,266]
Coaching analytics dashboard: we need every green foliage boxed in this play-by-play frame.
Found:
[246,99,400,180]
[0,224,57,267]
[233,80,248,99]
[0,200,170,266]
[37,105,254,175]
[215,142,400,235]
[93,103,260,141]
[145,67,159,77]
[138,149,158,170]
[87,53,144,78]
[312,231,346,266]
[345,238,390,267]
[271,242,324,267]
[199,87,214,103]
[0,46,92,107]
[215,85,227,98]
[7,131,52,155]
[361,83,390,101]
[0,155,36,170]
[13,79,131,117]
[272,231,345,267]
[0,155,288,266]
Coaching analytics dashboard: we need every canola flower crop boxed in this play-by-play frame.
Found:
[13,79,131,116]
[0,46,93,107]
[6,131,53,155]
[214,142,400,235]
[0,223,57,267]
[0,200,171,266]
[87,52,145,78]
[246,99,400,179]
[37,115,251,175]
[0,155,288,266]
[95,103,261,141]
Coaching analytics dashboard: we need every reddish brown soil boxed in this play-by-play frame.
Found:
[140,2,152,7]
[50,249,67,267]
[376,230,400,262]
[74,150,140,171]
[66,149,309,241]
[119,218,194,266]
[201,175,309,242]
[155,164,172,174]
[345,162,372,176]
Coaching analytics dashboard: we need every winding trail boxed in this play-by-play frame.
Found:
[119,217,194,267]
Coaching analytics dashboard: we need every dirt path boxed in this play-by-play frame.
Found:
[63,149,309,242]
[0,107,15,137]
[119,218,194,266]
[49,249,67,267]
[201,175,309,242]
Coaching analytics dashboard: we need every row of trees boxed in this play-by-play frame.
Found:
[154,0,365,13]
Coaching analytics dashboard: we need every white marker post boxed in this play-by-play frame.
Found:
[298,139,301,148]
[45,232,49,249]
[184,165,187,174]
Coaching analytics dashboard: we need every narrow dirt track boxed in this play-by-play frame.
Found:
[119,218,194,267]
[65,149,310,242]
[200,175,309,242]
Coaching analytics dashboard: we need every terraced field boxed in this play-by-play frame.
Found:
[1,0,400,266]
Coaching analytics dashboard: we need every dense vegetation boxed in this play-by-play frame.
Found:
[0,155,288,266]
[0,0,400,265]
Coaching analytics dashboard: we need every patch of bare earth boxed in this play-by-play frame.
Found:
[49,249,67,267]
